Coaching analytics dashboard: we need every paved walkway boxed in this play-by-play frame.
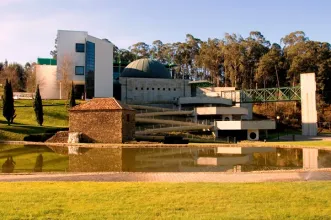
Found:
[1,171,331,182]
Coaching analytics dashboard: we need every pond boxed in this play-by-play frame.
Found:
[1,144,331,173]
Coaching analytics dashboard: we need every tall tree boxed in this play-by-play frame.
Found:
[2,79,16,125]
[196,38,224,86]
[256,43,284,88]
[58,55,73,99]
[223,33,245,88]
[50,37,57,59]
[33,84,43,126]
[117,49,136,63]
[242,31,270,88]
[69,82,76,108]
[150,40,165,62]
[25,62,37,92]
[0,63,26,92]
[129,42,150,59]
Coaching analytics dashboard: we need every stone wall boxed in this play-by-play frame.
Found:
[120,77,191,104]
[121,110,136,142]
[69,110,123,143]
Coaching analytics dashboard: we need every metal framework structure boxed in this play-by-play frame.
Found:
[222,86,301,103]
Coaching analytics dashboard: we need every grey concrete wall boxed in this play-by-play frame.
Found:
[300,73,318,136]
[120,77,191,104]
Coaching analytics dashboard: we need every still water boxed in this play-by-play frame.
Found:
[1,145,331,173]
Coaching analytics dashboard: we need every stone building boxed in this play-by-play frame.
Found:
[69,98,135,143]
[119,58,191,105]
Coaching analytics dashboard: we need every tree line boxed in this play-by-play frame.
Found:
[111,31,331,103]
[0,61,36,93]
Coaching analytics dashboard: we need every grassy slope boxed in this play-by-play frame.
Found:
[0,100,69,140]
[0,182,330,219]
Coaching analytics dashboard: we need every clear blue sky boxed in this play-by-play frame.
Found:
[0,0,330,65]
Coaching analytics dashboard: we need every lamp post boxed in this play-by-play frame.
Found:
[276,115,280,140]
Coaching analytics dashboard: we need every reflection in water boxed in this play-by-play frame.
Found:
[69,148,135,172]
[2,156,16,173]
[66,146,331,173]
[34,154,43,172]
[1,144,331,173]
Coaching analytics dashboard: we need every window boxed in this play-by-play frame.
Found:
[85,41,95,98]
[75,66,85,75]
[174,88,176,91]
[168,88,171,91]
[135,87,138,90]
[76,43,85,52]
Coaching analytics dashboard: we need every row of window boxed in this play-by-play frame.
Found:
[135,87,177,91]
[75,43,85,75]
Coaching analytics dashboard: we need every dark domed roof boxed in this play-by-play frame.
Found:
[120,58,171,79]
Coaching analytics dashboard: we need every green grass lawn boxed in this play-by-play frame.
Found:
[0,182,330,219]
[0,100,69,141]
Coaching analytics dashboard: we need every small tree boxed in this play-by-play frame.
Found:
[2,79,16,125]
[33,84,43,126]
[69,81,76,108]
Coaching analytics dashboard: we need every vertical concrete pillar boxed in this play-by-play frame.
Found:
[300,73,318,136]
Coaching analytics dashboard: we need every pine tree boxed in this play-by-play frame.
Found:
[69,81,76,108]
[2,79,16,125]
[33,84,43,126]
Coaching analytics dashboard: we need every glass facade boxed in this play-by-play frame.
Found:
[85,41,95,99]
[76,43,85,53]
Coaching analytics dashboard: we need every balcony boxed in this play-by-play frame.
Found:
[215,120,276,130]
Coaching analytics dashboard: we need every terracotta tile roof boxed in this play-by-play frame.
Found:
[70,98,133,111]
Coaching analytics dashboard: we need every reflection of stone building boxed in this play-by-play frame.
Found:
[69,148,135,172]
[62,146,331,173]
[69,98,135,143]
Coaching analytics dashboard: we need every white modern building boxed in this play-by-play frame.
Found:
[36,30,114,99]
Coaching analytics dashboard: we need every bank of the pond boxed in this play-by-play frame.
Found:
[0,182,330,219]
[1,140,331,149]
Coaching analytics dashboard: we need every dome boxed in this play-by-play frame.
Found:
[120,58,171,79]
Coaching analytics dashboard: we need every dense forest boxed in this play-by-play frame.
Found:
[1,31,330,105]
[111,31,331,103]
